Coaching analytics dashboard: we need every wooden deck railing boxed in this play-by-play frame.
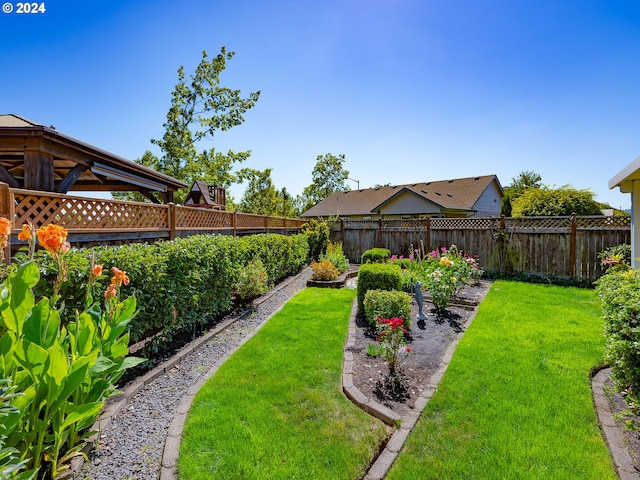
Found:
[0,183,306,262]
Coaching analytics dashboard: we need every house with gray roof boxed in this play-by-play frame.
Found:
[301,174,503,220]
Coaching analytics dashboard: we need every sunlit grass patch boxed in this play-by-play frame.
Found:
[178,287,387,480]
[387,281,615,480]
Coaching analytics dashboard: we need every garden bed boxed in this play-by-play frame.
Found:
[348,280,492,417]
[306,263,359,288]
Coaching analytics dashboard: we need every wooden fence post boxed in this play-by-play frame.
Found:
[497,215,507,275]
[168,203,176,241]
[233,212,237,236]
[377,218,382,248]
[570,213,577,279]
[0,183,14,264]
[265,215,269,233]
[425,217,431,251]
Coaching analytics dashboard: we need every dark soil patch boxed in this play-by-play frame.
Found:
[349,280,492,417]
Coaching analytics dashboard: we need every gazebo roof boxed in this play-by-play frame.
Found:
[0,114,186,203]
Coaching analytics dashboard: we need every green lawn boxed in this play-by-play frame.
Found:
[177,287,387,480]
[387,280,616,480]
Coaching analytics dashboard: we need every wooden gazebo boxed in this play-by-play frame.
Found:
[0,114,186,203]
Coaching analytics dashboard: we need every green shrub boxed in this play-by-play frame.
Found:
[234,258,270,301]
[3,232,309,364]
[300,219,330,261]
[237,234,309,283]
[357,263,402,312]
[599,244,631,272]
[311,259,340,280]
[596,269,640,417]
[362,248,391,264]
[320,241,348,274]
[363,289,412,328]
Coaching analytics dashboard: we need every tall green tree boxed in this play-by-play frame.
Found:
[511,186,602,217]
[238,168,280,215]
[151,46,260,203]
[301,153,350,212]
[501,170,543,216]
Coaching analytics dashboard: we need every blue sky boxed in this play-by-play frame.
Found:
[1,0,639,209]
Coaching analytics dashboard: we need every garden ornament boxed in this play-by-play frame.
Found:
[415,281,427,320]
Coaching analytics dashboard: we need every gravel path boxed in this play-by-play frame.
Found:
[77,268,312,480]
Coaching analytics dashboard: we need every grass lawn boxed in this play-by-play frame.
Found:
[177,287,387,480]
[387,280,616,480]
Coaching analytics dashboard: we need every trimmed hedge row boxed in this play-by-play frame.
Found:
[12,233,309,361]
[356,263,402,312]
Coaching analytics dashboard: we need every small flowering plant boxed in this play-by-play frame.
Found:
[392,243,483,312]
[374,317,412,377]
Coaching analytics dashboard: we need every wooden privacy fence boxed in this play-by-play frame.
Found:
[0,184,305,262]
[332,215,631,282]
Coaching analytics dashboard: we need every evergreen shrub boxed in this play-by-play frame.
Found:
[356,263,402,312]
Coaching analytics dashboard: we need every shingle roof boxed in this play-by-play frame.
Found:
[301,175,501,217]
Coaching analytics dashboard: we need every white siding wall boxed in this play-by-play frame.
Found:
[471,181,502,217]
[378,191,441,216]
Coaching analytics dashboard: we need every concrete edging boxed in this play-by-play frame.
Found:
[591,368,640,480]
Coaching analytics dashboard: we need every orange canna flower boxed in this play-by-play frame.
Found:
[111,266,129,287]
[92,264,103,277]
[36,224,68,255]
[104,283,117,300]
[17,224,31,241]
[0,217,11,237]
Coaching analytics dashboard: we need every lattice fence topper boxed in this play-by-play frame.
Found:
[576,215,631,229]
[13,193,169,230]
[502,216,573,233]
[380,219,427,230]
[341,220,380,230]
[235,213,267,229]
[430,217,501,230]
[175,206,233,229]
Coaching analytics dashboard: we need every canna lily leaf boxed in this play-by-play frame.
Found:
[61,402,103,431]
[1,272,35,336]
[89,356,115,375]
[121,356,145,370]
[46,343,68,388]
[16,261,40,288]
[23,298,60,349]
[13,340,48,380]
[70,312,97,357]
[0,333,16,376]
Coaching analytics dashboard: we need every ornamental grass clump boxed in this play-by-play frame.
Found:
[0,221,143,479]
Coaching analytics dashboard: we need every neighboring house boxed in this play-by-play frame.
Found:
[609,156,640,268]
[301,174,503,220]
